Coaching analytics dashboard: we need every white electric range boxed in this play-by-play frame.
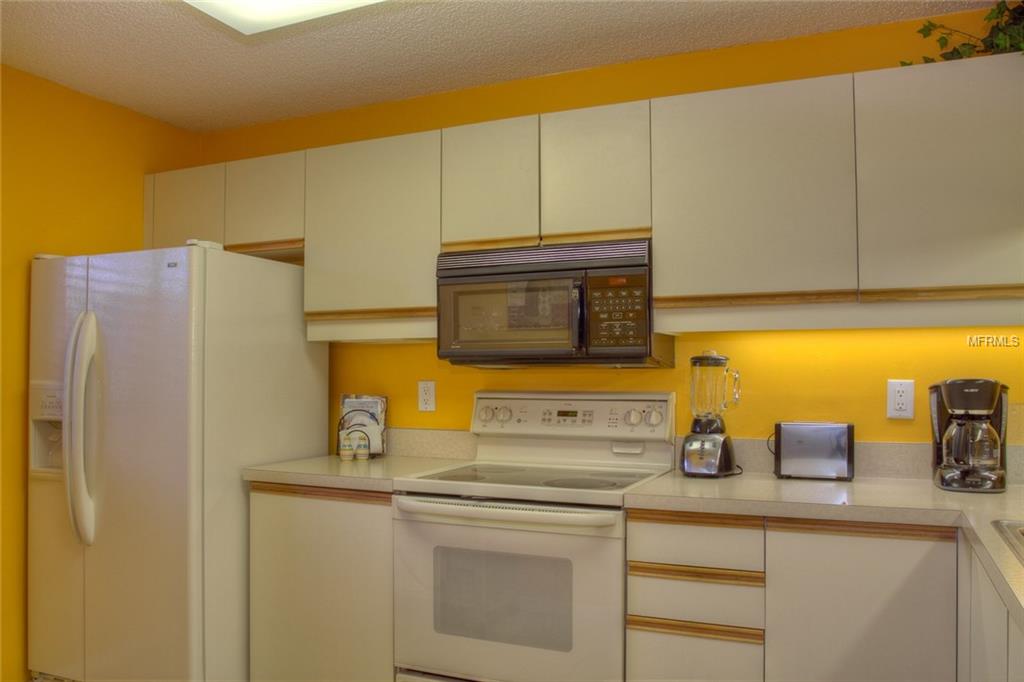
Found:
[393,391,675,682]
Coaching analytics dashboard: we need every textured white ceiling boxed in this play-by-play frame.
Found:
[1,0,988,132]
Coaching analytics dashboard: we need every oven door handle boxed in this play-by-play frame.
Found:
[395,496,620,528]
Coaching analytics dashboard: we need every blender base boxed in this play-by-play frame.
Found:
[680,433,742,478]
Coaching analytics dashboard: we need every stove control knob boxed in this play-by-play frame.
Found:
[624,409,643,426]
[496,406,513,423]
[478,406,495,423]
[645,409,664,427]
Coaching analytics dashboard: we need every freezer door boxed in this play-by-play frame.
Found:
[83,248,204,681]
[28,256,89,681]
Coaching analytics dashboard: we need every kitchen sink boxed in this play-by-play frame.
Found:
[993,520,1024,563]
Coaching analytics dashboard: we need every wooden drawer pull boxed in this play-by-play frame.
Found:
[249,481,392,505]
[627,615,764,645]
[628,561,765,586]
[627,508,765,529]
[766,517,956,542]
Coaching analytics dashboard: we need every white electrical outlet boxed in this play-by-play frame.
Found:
[887,379,915,419]
[417,380,436,412]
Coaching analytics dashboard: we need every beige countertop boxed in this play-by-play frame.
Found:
[244,456,1024,628]
[242,455,466,492]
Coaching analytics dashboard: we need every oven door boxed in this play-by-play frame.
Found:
[437,272,584,360]
[394,495,625,682]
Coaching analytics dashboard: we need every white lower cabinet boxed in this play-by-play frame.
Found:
[627,628,763,682]
[626,510,766,682]
[1010,613,1024,682]
[765,521,957,682]
[249,486,393,682]
[973,553,1009,682]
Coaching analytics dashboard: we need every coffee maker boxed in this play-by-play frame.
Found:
[930,379,1009,493]
[681,351,742,477]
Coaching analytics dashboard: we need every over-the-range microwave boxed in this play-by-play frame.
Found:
[436,239,674,367]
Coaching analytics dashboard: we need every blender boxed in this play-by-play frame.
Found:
[681,350,742,477]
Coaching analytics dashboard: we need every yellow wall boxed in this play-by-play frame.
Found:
[201,8,988,162]
[329,329,1024,451]
[0,65,204,680]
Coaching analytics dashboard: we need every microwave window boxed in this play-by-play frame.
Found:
[446,279,575,347]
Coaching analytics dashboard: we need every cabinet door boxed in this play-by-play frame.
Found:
[305,130,440,313]
[152,163,226,247]
[250,489,393,682]
[652,75,858,298]
[972,553,1009,682]
[225,151,305,246]
[1010,613,1024,682]
[765,524,956,682]
[442,115,539,248]
[541,100,651,239]
[855,54,1024,291]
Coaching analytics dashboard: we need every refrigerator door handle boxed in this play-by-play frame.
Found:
[62,311,85,543]
[64,310,98,545]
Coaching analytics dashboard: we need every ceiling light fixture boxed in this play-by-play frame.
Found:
[184,0,386,35]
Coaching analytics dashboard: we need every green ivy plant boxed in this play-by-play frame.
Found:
[900,0,1024,65]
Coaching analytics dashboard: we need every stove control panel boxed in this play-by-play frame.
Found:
[472,392,675,442]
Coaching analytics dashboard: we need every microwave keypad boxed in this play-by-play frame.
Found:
[588,277,648,348]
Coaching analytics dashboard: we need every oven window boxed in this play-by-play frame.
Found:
[433,546,573,652]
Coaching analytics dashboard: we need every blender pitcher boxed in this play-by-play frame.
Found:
[689,350,741,434]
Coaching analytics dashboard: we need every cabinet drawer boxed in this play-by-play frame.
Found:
[629,567,764,629]
[627,621,763,682]
[627,510,765,571]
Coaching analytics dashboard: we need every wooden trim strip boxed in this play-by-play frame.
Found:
[540,227,652,245]
[626,615,764,645]
[225,238,305,254]
[654,289,858,309]
[766,517,956,542]
[249,481,393,505]
[629,561,765,586]
[441,235,540,252]
[627,508,764,530]
[859,284,1024,303]
[305,306,437,321]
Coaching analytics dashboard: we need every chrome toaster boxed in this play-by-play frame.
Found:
[773,422,854,481]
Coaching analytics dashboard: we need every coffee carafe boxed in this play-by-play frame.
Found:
[681,351,742,477]
[931,379,1009,493]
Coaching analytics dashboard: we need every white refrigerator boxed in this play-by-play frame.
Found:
[27,244,328,682]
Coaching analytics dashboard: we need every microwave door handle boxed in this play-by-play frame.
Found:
[570,283,583,351]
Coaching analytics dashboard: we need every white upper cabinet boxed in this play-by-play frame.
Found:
[304,130,440,313]
[442,116,539,248]
[541,100,651,238]
[855,54,1024,290]
[225,151,305,246]
[152,163,226,248]
[652,75,858,298]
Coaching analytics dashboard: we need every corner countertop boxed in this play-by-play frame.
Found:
[626,471,1024,629]
[242,455,465,492]
[243,456,1024,627]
